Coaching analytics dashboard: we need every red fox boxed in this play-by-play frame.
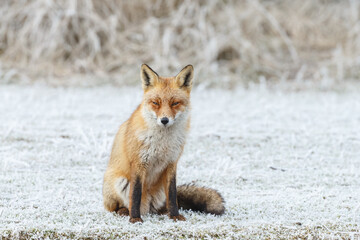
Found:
[103,64,225,223]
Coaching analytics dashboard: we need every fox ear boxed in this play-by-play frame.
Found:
[175,65,194,90]
[141,64,159,90]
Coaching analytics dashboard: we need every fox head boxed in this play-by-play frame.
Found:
[140,64,194,128]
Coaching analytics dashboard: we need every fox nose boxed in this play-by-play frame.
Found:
[161,117,169,125]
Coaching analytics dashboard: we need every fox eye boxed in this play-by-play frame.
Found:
[152,101,159,106]
[172,102,180,106]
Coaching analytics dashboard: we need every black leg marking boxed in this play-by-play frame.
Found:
[130,176,142,219]
[168,176,179,217]
[122,181,129,192]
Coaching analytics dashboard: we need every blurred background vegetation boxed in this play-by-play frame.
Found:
[0,0,359,88]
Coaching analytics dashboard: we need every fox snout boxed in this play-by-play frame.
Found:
[157,116,174,127]
[161,117,169,125]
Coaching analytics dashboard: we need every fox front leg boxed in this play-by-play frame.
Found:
[168,174,186,221]
[129,176,143,223]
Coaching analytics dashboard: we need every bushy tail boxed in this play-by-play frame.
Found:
[177,184,225,215]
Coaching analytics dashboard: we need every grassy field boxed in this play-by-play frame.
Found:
[1,85,359,239]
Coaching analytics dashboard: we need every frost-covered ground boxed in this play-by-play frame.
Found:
[0,85,360,239]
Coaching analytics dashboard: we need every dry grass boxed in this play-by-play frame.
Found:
[0,0,359,87]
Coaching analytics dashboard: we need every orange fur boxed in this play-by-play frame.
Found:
[103,64,194,222]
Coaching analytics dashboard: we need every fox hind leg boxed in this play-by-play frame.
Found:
[117,207,129,216]
[103,197,129,216]
[103,196,119,212]
[114,177,130,208]
[103,176,130,215]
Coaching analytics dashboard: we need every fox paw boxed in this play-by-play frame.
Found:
[129,217,143,223]
[169,214,186,221]
[116,207,129,216]
[157,206,168,215]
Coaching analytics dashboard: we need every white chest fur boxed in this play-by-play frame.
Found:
[138,110,189,185]
[138,125,187,184]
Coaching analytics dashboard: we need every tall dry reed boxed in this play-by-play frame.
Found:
[0,0,359,87]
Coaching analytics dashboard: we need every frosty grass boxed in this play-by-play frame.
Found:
[0,85,359,239]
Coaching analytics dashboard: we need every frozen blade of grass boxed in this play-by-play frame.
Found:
[77,125,91,148]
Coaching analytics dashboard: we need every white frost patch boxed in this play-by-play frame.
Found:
[0,85,359,238]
